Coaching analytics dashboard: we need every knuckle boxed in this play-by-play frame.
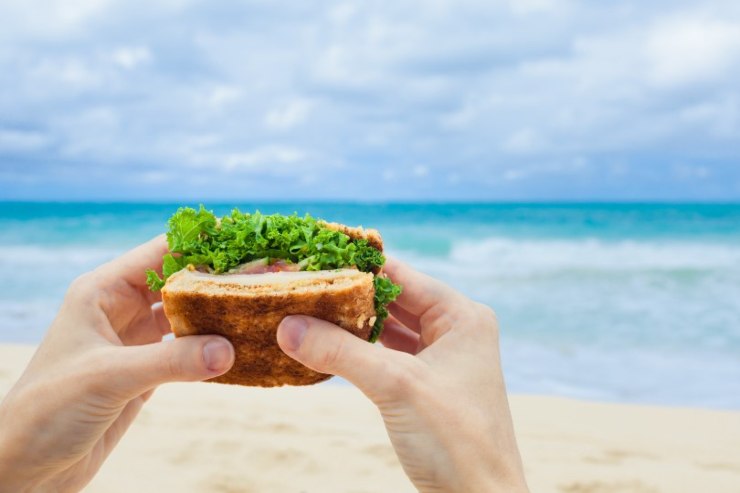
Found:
[474,302,499,335]
[419,302,453,330]
[66,271,103,305]
[163,344,185,378]
[67,272,91,298]
[420,303,459,343]
[140,341,184,381]
[476,302,498,324]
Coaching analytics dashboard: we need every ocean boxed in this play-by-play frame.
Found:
[1,202,739,409]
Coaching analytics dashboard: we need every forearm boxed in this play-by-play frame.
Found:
[0,438,43,493]
[0,472,39,493]
[391,411,528,493]
[447,441,529,493]
[0,391,56,493]
[456,463,529,493]
[440,403,529,493]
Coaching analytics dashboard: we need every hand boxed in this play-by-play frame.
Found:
[277,257,529,493]
[0,237,235,493]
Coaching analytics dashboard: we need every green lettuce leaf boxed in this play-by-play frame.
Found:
[146,206,401,341]
[370,275,403,342]
[145,269,165,291]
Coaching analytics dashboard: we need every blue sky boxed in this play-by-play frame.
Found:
[0,0,739,201]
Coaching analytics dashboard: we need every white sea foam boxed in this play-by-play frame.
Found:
[389,236,740,409]
[2,238,739,408]
[447,237,740,275]
[0,245,125,342]
[0,245,121,268]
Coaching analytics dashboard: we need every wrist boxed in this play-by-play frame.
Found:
[477,475,529,493]
[0,410,45,493]
[452,408,529,493]
[447,431,529,493]
[457,467,528,493]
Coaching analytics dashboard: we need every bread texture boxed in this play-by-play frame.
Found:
[161,268,376,387]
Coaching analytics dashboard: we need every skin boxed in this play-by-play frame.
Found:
[0,238,528,493]
[277,258,530,493]
[0,237,235,493]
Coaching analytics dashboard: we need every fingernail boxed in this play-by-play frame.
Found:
[203,339,233,372]
[280,316,307,352]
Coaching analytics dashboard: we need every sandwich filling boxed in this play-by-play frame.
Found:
[146,206,401,342]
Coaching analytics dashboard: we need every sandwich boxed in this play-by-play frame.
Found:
[146,206,402,387]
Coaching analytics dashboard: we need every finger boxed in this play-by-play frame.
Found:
[389,303,422,334]
[380,318,420,354]
[149,290,163,304]
[97,235,169,291]
[383,256,463,317]
[277,315,423,402]
[106,335,234,398]
[118,303,171,345]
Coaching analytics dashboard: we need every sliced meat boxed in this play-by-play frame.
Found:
[228,258,302,275]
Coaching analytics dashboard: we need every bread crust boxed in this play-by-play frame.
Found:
[162,270,375,387]
[321,221,383,252]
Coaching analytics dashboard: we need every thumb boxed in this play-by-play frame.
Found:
[110,335,235,397]
[277,316,417,401]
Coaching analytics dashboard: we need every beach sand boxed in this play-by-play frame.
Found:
[1,344,739,493]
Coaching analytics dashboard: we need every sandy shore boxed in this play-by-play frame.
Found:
[1,344,739,492]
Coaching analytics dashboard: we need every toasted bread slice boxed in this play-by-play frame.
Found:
[321,221,383,252]
[161,268,376,387]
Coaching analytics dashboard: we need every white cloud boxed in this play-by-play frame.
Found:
[412,165,429,177]
[265,99,313,130]
[111,46,152,69]
[675,163,710,179]
[222,146,307,171]
[1,0,740,199]
[382,169,396,181]
[206,85,241,107]
[0,0,112,41]
[678,95,740,139]
[137,170,168,184]
[502,128,542,154]
[314,45,364,86]
[0,129,50,152]
[327,3,357,24]
[440,103,478,129]
[506,0,562,16]
[647,17,740,87]
[31,58,103,89]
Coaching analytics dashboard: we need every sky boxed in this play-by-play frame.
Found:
[0,0,739,201]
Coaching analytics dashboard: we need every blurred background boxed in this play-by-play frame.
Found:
[1,1,738,408]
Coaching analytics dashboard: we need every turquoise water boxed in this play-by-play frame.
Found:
[2,202,739,408]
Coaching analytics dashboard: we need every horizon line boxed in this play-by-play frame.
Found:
[2,199,740,206]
